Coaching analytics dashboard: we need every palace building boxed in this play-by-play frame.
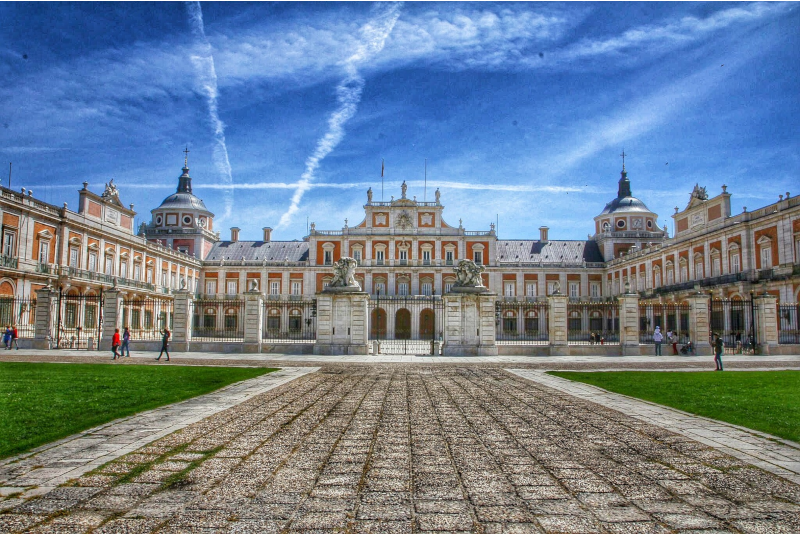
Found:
[0,152,798,349]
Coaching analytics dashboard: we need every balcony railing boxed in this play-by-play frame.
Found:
[0,254,18,269]
[59,266,156,292]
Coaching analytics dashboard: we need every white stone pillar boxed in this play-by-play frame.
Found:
[243,289,263,353]
[314,291,369,355]
[172,289,193,352]
[687,292,712,355]
[753,293,778,355]
[442,291,498,356]
[33,287,57,349]
[548,294,569,356]
[102,289,123,343]
[618,292,640,356]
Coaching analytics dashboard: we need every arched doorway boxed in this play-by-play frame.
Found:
[370,308,387,339]
[419,308,434,339]
[395,309,411,339]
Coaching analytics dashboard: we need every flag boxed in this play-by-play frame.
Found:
[381,159,384,177]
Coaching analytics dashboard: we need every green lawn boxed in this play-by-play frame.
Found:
[0,363,277,459]
[548,370,800,443]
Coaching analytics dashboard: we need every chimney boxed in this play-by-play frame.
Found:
[263,227,272,242]
[230,227,240,242]
[539,226,549,243]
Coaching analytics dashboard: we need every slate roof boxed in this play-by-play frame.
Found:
[206,241,309,262]
[598,195,652,215]
[496,240,604,264]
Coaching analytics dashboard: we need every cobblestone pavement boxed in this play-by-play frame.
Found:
[2,367,798,533]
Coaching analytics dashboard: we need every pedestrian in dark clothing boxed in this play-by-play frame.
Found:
[111,328,121,360]
[3,325,11,349]
[713,333,724,371]
[653,326,663,356]
[156,328,170,361]
[121,327,131,357]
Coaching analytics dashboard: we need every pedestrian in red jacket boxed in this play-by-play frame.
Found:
[111,328,121,360]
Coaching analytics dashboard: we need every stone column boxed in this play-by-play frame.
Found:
[617,292,640,356]
[687,292,712,355]
[171,289,193,352]
[242,289,263,353]
[33,287,57,349]
[314,290,369,355]
[753,293,778,355]
[442,290,498,356]
[101,288,123,343]
[548,294,569,356]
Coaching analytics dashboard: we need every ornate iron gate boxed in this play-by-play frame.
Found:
[368,295,444,355]
[709,299,757,353]
[55,290,103,349]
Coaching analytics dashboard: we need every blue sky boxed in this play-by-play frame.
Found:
[1,2,798,241]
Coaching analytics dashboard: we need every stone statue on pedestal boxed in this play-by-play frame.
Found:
[325,257,361,292]
[450,260,487,293]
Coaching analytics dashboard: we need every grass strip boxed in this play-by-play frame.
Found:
[548,370,800,443]
[0,362,277,459]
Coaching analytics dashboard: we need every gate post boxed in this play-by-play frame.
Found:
[172,288,193,352]
[314,290,369,355]
[101,289,123,345]
[33,286,57,349]
[243,285,263,353]
[547,293,569,356]
[442,290,498,356]
[753,293,778,355]
[687,291,712,356]
[618,288,640,356]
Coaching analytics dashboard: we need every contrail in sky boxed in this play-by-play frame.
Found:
[277,2,403,229]
[186,1,234,222]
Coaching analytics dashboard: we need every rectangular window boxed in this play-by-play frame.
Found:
[421,282,432,296]
[170,273,176,288]
[712,257,720,277]
[84,305,96,330]
[88,252,97,272]
[270,281,280,295]
[504,282,515,297]
[374,282,386,295]
[353,249,362,264]
[680,265,688,282]
[323,250,332,265]
[119,262,128,279]
[398,249,408,265]
[473,250,483,264]
[398,282,409,296]
[376,250,385,265]
[590,283,600,298]
[422,249,431,265]
[445,250,454,265]
[146,268,153,283]
[39,241,50,264]
[291,281,301,295]
[161,271,167,286]
[526,283,537,297]
[760,247,772,269]
[569,282,579,298]
[695,261,703,279]
[206,280,217,295]
[134,264,141,281]
[2,231,15,257]
[69,247,79,268]
[731,254,740,273]
[666,269,674,285]
[227,280,237,294]
[105,256,114,275]
[547,282,557,295]
[444,282,453,293]
[654,271,661,287]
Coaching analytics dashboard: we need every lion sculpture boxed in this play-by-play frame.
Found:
[453,259,485,288]
[328,257,360,289]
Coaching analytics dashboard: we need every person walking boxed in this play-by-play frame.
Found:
[713,333,724,371]
[11,325,19,350]
[671,331,679,355]
[121,327,131,357]
[111,328,121,360]
[156,327,170,362]
[653,326,663,356]
[2,325,11,349]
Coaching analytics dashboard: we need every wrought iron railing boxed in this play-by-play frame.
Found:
[262,299,316,343]
[495,300,549,344]
[191,298,245,342]
[778,303,800,345]
[566,301,619,345]
[638,303,690,344]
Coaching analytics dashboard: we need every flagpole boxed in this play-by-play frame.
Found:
[381,159,385,201]
[424,159,427,202]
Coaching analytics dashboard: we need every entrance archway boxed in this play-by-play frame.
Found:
[395,308,411,339]
[419,308,435,339]
[370,308,387,339]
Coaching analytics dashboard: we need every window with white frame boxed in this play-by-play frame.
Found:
[146,267,153,283]
[504,282,515,297]
[666,263,674,285]
[795,237,800,264]
[69,247,79,268]
[679,260,688,282]
[375,248,385,265]
[352,248,362,264]
[171,273,176,288]
[206,280,217,294]
[569,282,579,298]
[119,261,128,279]
[590,282,600,298]
[323,249,333,266]
[526,282,537,297]
[421,281,433,296]
[758,237,772,269]
[730,248,740,273]
[473,249,483,265]
[161,271,167,286]
[398,281,409,296]
[398,248,408,265]
[694,255,704,279]
[105,255,114,275]
[2,231,15,257]
[444,279,454,293]
[39,241,50,264]
[654,268,662,288]
[134,264,141,281]
[445,249,454,265]
[270,281,280,295]
[547,281,557,295]
[291,281,302,295]
[711,253,721,277]
[374,281,386,295]
[227,280,238,294]
[88,252,97,272]
[422,248,431,265]
[638,271,645,290]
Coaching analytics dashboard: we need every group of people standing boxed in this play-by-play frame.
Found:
[3,325,19,349]
[110,327,171,361]
[652,325,726,371]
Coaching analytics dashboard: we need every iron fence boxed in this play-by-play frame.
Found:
[710,299,757,354]
[0,297,37,339]
[638,302,690,344]
[122,298,174,341]
[778,303,800,345]
[567,301,619,345]
[369,294,444,354]
[55,292,103,349]
[262,299,317,343]
[191,298,245,342]
[495,300,549,344]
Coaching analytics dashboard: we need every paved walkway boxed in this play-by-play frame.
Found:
[0,366,797,533]
[0,367,317,505]
[509,370,800,486]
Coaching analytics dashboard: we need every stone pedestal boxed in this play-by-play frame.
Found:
[442,290,498,356]
[753,294,778,355]
[171,290,193,352]
[101,289,123,345]
[687,293,712,356]
[618,293,640,356]
[243,291,263,353]
[314,291,369,355]
[547,294,569,356]
[33,287,56,349]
